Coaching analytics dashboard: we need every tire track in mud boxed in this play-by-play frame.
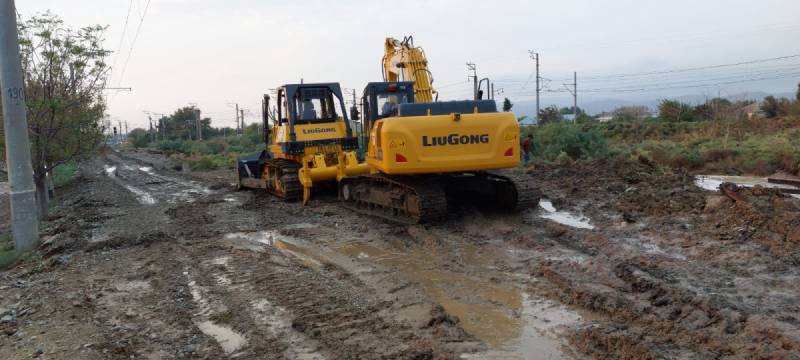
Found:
[103,151,211,205]
[181,238,452,359]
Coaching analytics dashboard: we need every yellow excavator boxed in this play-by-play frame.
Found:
[337,36,538,223]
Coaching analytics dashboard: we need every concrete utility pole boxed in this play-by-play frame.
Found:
[573,72,577,121]
[148,116,154,142]
[235,103,240,136]
[466,62,477,100]
[563,72,578,122]
[528,50,540,121]
[0,0,40,252]
[240,109,245,133]
[195,109,202,140]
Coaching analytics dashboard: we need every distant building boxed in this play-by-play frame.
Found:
[597,115,614,122]
[739,103,762,119]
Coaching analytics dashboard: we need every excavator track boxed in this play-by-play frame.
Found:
[339,174,447,224]
[484,170,541,211]
[263,159,303,202]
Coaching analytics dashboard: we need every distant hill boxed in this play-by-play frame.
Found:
[508,91,794,119]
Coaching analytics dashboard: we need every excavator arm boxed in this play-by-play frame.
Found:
[383,36,436,102]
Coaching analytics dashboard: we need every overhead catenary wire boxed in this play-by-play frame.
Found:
[115,0,152,88]
[109,0,134,78]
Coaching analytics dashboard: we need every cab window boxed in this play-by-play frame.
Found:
[376,93,410,119]
[294,87,341,123]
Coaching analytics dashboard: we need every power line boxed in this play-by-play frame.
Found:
[516,71,800,95]
[109,0,133,79]
[579,54,800,80]
[115,0,152,87]
[582,72,800,93]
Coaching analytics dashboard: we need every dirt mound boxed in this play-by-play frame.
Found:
[702,184,800,264]
[531,158,705,222]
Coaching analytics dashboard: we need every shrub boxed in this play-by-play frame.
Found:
[188,156,217,171]
[534,122,608,161]
[658,100,695,122]
[761,96,791,118]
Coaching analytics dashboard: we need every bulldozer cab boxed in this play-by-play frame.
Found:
[277,83,350,126]
[269,83,357,155]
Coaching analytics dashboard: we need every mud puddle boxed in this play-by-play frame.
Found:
[223,230,324,269]
[537,200,594,230]
[334,242,586,358]
[104,164,157,204]
[695,174,799,192]
[223,226,586,357]
[185,271,248,355]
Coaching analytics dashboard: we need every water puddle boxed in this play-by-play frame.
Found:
[123,184,157,205]
[695,175,799,192]
[138,166,153,173]
[196,320,247,354]
[538,200,594,230]
[224,231,324,269]
[185,272,247,354]
[334,242,585,357]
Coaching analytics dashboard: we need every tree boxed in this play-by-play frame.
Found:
[760,96,791,118]
[796,83,800,101]
[658,100,695,122]
[537,106,562,125]
[10,12,110,218]
[128,128,150,148]
[502,98,513,112]
[159,107,212,140]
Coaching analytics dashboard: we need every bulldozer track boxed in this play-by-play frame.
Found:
[264,159,303,202]
[339,174,447,224]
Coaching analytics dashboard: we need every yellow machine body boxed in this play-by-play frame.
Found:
[366,111,520,174]
[238,82,368,204]
[270,121,369,185]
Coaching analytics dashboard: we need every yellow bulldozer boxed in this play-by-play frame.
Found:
[237,36,538,223]
[236,83,368,202]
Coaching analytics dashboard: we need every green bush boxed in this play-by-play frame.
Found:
[51,162,79,187]
[188,156,217,171]
[534,122,608,161]
[157,139,190,153]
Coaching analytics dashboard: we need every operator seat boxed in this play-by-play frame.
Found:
[301,100,317,121]
[380,101,397,117]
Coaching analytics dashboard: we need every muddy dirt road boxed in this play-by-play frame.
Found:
[1,150,799,359]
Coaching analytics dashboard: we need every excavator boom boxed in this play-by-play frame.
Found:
[383,36,435,102]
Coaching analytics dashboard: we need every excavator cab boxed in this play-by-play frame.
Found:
[359,81,416,146]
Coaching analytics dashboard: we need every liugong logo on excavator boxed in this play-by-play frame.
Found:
[422,134,489,147]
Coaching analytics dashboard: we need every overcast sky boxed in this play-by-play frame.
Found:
[17,0,800,128]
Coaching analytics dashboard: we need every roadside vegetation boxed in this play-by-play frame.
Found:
[125,107,265,171]
[523,85,800,176]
